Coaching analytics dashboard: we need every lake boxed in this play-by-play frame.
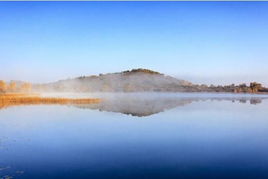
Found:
[1,93,268,179]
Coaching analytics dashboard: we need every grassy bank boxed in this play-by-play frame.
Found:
[0,93,101,109]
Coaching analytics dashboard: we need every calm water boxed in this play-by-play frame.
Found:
[1,93,268,179]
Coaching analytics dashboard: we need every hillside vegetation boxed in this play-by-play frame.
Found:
[34,68,193,92]
[1,68,268,94]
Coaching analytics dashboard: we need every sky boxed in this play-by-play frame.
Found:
[0,2,268,85]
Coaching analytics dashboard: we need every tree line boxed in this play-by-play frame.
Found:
[0,80,32,93]
[193,82,268,93]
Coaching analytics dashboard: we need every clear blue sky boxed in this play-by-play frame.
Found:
[0,2,268,85]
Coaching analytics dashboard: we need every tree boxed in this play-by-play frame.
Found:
[0,80,7,93]
[235,83,248,93]
[239,83,247,88]
[250,82,262,93]
[20,82,32,93]
[8,81,17,92]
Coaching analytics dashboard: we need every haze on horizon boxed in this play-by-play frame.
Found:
[0,2,268,86]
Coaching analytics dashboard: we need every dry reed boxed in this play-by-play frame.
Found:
[0,93,101,109]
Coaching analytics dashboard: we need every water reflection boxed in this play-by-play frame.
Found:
[75,96,267,117]
[1,94,268,179]
[75,97,193,117]
[0,94,267,117]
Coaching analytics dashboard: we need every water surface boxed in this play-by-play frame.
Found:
[1,93,268,179]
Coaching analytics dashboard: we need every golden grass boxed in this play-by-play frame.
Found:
[0,93,101,109]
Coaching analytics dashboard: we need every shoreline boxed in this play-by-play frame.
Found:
[0,93,101,109]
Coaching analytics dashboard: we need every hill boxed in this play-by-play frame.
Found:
[32,68,268,93]
[34,68,194,92]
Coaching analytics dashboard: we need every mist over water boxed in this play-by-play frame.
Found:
[38,92,268,117]
[1,93,268,178]
[40,92,268,98]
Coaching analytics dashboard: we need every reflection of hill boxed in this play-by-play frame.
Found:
[74,96,267,117]
[75,97,195,117]
[0,93,267,117]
